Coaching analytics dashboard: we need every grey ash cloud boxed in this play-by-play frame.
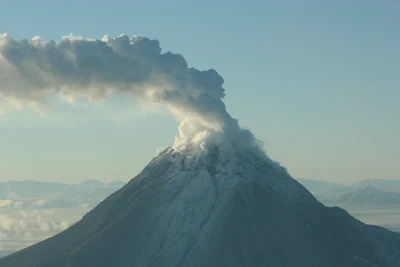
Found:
[0,33,264,158]
[0,34,225,118]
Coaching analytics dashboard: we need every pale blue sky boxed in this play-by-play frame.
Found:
[1,0,399,183]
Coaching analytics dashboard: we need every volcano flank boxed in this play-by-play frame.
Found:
[1,147,400,267]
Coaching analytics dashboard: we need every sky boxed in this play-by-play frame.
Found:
[0,0,399,184]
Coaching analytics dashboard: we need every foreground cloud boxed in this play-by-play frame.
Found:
[0,210,69,239]
[0,199,13,208]
[0,209,82,255]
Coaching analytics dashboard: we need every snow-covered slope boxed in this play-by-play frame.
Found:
[1,147,400,267]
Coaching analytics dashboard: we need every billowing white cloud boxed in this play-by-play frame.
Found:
[0,206,89,256]
[0,211,68,236]
[34,199,48,208]
[0,199,13,208]
[13,201,25,208]
[0,33,266,160]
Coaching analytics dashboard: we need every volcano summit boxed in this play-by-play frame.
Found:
[0,34,400,267]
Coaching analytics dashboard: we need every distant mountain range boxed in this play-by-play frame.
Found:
[0,180,126,209]
[352,179,400,193]
[2,178,399,209]
[296,178,400,205]
[339,186,400,206]
[296,178,353,200]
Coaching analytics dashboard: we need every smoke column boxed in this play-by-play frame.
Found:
[0,34,265,159]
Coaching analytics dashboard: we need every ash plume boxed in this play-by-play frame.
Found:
[0,33,264,158]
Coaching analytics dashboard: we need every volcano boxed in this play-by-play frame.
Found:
[1,147,400,267]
